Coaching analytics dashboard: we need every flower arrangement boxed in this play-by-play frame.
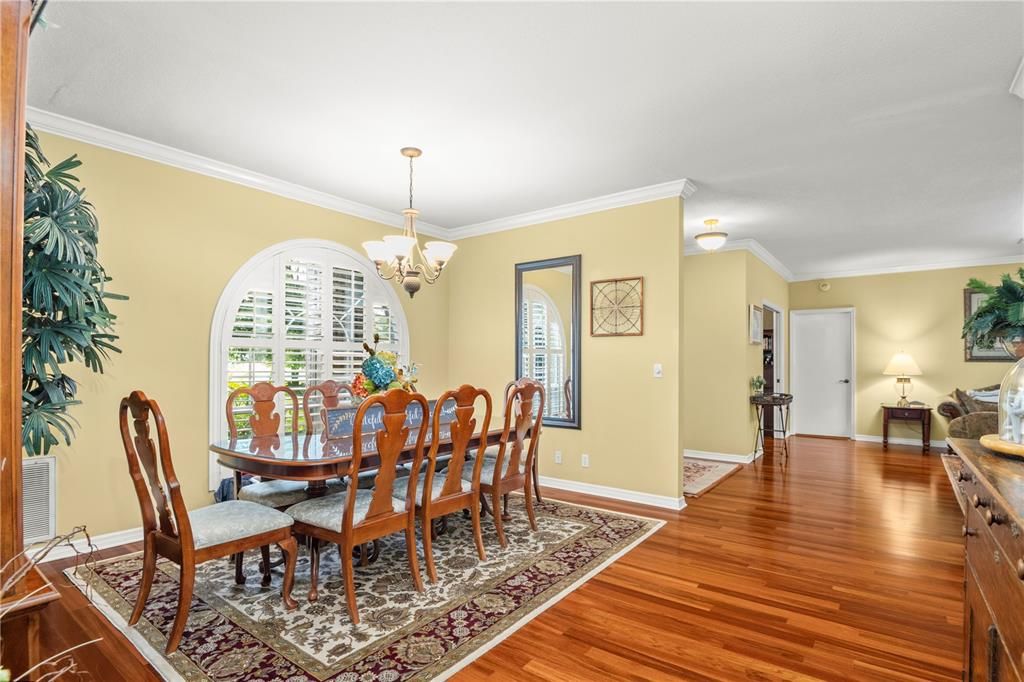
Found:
[750,375,766,395]
[351,334,419,400]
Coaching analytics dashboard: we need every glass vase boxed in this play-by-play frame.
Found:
[998,356,1024,444]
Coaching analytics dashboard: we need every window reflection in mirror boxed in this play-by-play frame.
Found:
[515,256,581,429]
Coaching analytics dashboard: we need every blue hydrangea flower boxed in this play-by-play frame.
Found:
[362,355,396,389]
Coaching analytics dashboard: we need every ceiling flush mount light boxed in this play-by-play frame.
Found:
[695,218,728,252]
[363,147,456,298]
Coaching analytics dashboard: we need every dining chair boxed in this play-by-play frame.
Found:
[468,378,544,548]
[497,378,544,504]
[286,388,428,622]
[120,390,298,654]
[302,379,354,434]
[226,382,340,584]
[393,385,492,582]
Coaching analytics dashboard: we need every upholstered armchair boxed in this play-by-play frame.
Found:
[948,411,998,440]
[937,384,999,421]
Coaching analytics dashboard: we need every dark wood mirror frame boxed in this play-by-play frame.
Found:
[514,255,582,430]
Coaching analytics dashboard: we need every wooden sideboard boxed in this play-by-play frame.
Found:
[948,438,1024,681]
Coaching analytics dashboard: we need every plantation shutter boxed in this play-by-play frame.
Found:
[521,286,566,418]
[216,244,408,446]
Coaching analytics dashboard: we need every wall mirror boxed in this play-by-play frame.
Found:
[515,255,582,429]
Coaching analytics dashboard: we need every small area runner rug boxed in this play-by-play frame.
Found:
[683,458,740,497]
[66,496,661,681]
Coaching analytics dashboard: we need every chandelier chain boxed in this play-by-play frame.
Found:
[409,155,414,209]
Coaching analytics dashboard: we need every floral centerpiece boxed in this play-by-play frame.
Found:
[351,334,419,402]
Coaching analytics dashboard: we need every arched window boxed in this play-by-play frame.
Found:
[520,284,566,418]
[208,239,409,487]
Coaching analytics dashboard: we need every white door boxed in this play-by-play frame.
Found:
[790,309,854,437]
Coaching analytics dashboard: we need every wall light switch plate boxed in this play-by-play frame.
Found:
[653,363,663,378]
[554,450,563,464]
[581,453,590,468]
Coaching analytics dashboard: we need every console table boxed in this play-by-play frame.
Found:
[947,438,1024,681]
[881,403,932,453]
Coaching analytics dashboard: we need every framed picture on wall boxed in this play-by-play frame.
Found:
[964,288,1014,362]
[749,305,763,345]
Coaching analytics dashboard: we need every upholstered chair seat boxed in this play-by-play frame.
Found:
[466,455,525,483]
[393,472,472,504]
[187,500,294,549]
[239,478,345,508]
[286,490,404,533]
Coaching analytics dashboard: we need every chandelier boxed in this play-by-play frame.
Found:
[695,218,728,252]
[362,147,457,298]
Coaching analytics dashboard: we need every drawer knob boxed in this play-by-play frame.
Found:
[985,509,1006,526]
[1017,558,1024,581]
[962,525,977,537]
[971,494,988,508]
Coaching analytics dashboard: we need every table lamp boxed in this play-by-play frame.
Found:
[883,351,922,407]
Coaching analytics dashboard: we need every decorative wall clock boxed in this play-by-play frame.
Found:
[590,277,644,337]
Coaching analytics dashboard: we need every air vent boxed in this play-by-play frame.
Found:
[22,456,56,545]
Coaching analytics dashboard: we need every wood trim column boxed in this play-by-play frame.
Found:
[1,0,31,583]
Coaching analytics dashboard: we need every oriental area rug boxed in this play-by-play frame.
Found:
[682,458,741,497]
[66,496,661,681]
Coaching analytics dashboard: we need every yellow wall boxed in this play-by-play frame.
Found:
[35,132,451,537]
[744,252,790,442]
[446,199,686,501]
[681,250,789,457]
[789,263,1022,442]
[681,251,748,455]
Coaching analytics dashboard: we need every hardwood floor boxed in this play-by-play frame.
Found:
[34,437,964,680]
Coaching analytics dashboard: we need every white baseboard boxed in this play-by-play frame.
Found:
[32,526,143,564]
[537,476,686,511]
[684,448,763,465]
[854,434,947,450]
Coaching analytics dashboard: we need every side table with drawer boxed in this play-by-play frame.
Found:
[882,403,932,453]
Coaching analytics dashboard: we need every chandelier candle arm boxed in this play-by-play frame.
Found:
[362,147,456,298]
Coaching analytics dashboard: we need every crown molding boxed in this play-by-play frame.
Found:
[687,238,796,282]
[792,253,1024,282]
[25,107,448,238]
[446,178,697,241]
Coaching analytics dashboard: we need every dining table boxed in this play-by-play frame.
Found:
[210,423,510,495]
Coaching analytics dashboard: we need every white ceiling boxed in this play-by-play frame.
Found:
[27,2,1024,278]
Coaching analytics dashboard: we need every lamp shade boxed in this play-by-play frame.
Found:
[883,352,922,376]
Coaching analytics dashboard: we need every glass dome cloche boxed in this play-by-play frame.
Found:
[999,356,1024,444]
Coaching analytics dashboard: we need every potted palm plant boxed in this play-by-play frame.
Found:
[963,269,1024,360]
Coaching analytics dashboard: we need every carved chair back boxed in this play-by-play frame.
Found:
[347,389,429,531]
[491,378,544,485]
[564,377,573,420]
[226,382,299,439]
[302,380,353,434]
[425,385,492,500]
[119,391,195,549]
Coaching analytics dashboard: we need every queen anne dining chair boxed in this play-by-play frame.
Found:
[302,379,354,434]
[469,378,544,548]
[226,382,331,584]
[393,385,492,582]
[120,390,298,654]
[286,388,428,622]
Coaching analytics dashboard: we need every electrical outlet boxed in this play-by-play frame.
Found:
[653,363,663,378]
[554,450,563,464]
[581,453,590,468]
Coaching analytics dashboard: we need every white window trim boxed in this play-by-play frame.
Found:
[207,238,410,490]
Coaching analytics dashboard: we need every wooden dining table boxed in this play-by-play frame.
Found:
[210,424,510,495]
